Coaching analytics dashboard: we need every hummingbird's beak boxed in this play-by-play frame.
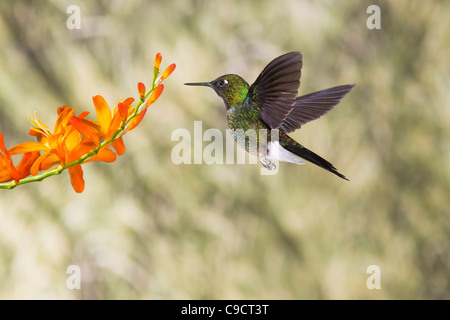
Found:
[184,82,211,87]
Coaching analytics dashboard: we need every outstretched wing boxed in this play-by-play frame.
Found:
[280,84,355,133]
[249,52,302,129]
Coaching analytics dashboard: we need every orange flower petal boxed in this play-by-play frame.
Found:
[115,97,135,126]
[78,111,90,119]
[40,153,61,171]
[0,134,20,181]
[64,129,82,154]
[108,112,122,138]
[57,106,71,115]
[66,139,97,163]
[68,164,85,193]
[16,151,40,179]
[0,133,8,156]
[0,173,13,183]
[88,148,117,163]
[161,63,176,80]
[54,107,75,135]
[47,134,62,150]
[112,137,126,155]
[30,150,52,175]
[123,97,135,107]
[9,142,47,155]
[69,116,102,147]
[0,171,16,183]
[92,95,112,134]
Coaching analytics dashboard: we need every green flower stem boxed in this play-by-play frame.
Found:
[0,166,64,189]
[0,71,161,190]
[151,68,159,91]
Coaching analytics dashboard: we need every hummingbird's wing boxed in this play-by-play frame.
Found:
[249,52,302,129]
[280,84,355,133]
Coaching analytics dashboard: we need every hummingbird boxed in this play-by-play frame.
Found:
[185,52,354,180]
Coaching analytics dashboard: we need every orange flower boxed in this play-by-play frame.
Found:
[125,109,147,133]
[118,102,128,122]
[9,107,79,170]
[161,63,176,81]
[142,84,164,111]
[138,82,146,100]
[0,133,40,183]
[2,53,175,192]
[154,53,162,71]
[77,95,136,155]
[9,107,115,192]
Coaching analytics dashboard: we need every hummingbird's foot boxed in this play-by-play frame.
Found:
[260,157,277,170]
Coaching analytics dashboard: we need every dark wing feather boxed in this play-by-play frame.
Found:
[249,52,302,129]
[280,84,355,133]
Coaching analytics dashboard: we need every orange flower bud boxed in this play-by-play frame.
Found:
[145,84,164,108]
[137,82,146,98]
[154,53,162,71]
[126,109,147,133]
[118,102,128,122]
[161,63,176,81]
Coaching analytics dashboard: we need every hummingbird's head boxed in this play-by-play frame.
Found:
[185,74,249,110]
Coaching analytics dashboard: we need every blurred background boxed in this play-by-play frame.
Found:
[0,0,448,299]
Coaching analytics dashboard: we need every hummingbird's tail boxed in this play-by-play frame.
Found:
[282,138,349,181]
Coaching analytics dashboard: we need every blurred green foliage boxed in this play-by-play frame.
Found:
[0,0,448,299]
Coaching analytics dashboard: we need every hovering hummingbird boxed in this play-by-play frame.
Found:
[185,52,354,180]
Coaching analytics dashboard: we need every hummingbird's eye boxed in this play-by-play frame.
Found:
[217,79,228,87]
